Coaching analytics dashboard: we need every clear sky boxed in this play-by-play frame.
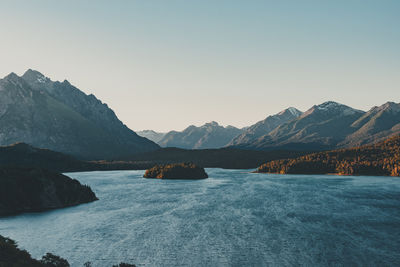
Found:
[1,0,399,132]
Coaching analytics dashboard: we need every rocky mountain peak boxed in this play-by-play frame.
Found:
[22,69,50,84]
[303,101,363,117]
[1,72,29,89]
[4,72,20,81]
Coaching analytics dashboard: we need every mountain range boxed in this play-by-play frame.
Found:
[0,70,159,159]
[141,101,400,151]
[235,101,400,151]
[1,69,399,156]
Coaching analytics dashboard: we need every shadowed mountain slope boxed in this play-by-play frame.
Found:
[229,107,302,146]
[340,101,400,147]
[0,70,159,159]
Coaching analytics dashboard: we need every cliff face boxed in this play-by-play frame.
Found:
[0,168,98,216]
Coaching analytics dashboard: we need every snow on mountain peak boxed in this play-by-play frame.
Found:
[303,101,364,117]
[316,101,341,110]
[22,69,49,84]
[277,107,302,117]
[287,107,302,116]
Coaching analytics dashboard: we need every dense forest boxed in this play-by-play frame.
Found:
[257,135,400,176]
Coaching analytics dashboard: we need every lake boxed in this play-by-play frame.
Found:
[1,169,400,266]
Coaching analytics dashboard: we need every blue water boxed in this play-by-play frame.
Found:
[1,169,400,266]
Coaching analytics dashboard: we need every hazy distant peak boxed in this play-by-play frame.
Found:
[226,125,237,129]
[203,121,220,127]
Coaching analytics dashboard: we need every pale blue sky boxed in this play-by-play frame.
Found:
[1,0,399,131]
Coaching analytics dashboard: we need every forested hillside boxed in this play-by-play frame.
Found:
[257,135,400,176]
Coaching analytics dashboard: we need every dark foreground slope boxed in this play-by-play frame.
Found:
[0,168,98,216]
[257,135,400,176]
[0,235,136,267]
[0,235,69,267]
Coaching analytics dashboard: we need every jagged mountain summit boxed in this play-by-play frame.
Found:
[234,101,366,151]
[228,107,303,146]
[0,70,159,159]
[156,121,243,149]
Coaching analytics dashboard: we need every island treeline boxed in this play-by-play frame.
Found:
[143,163,208,179]
[257,135,400,176]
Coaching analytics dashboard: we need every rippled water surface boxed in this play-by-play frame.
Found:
[1,169,400,266]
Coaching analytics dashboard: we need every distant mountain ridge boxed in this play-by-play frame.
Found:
[140,122,243,149]
[141,101,400,151]
[137,130,166,143]
[0,70,159,159]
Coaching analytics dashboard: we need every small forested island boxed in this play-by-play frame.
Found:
[0,167,98,216]
[257,135,400,176]
[143,163,208,179]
